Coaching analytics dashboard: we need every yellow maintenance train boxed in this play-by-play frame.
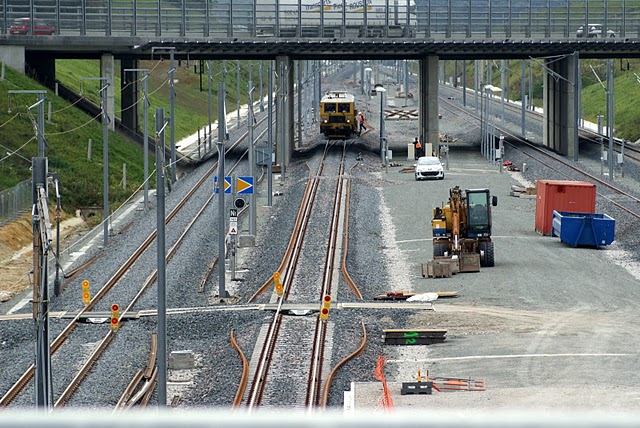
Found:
[319,91,358,139]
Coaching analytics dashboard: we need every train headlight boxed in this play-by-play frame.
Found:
[323,119,328,123]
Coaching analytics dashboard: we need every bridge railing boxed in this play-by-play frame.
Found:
[1,0,640,40]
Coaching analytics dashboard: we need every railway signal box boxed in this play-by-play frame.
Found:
[320,295,332,321]
[274,272,283,296]
[110,304,120,331]
[81,280,90,306]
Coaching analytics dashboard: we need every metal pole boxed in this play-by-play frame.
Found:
[37,92,45,157]
[260,61,265,112]
[462,60,467,107]
[607,60,614,180]
[573,52,580,162]
[279,61,285,185]
[474,60,479,112]
[143,70,149,210]
[521,60,526,137]
[268,62,274,207]
[102,81,109,246]
[404,59,409,106]
[33,156,52,410]
[53,175,61,296]
[500,60,505,126]
[208,60,213,152]
[379,89,385,163]
[297,60,302,147]
[169,50,176,184]
[248,79,256,238]
[155,108,167,407]
[217,82,229,298]
[237,60,241,130]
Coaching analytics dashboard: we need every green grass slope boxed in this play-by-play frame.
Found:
[0,66,145,214]
[56,59,265,142]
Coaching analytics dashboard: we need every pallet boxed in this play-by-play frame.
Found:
[422,261,452,278]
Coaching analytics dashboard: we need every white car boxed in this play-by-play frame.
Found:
[414,156,444,181]
[576,24,616,38]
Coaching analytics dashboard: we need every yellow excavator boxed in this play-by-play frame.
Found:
[431,186,498,269]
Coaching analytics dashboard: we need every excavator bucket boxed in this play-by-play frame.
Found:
[458,253,480,272]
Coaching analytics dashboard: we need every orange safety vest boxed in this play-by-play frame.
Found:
[415,141,422,149]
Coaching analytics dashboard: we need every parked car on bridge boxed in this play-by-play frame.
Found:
[576,24,615,38]
[9,18,55,36]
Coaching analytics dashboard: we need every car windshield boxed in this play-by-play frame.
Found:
[12,19,25,25]
[417,157,440,166]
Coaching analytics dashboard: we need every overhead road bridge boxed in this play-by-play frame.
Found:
[1,0,639,162]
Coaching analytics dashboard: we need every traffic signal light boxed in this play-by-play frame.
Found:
[81,280,90,306]
[274,272,283,297]
[319,294,331,321]
[234,197,246,209]
[110,304,120,331]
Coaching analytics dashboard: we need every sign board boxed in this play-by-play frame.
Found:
[230,208,237,218]
[256,147,272,166]
[229,221,238,235]
[214,176,232,194]
[237,176,254,194]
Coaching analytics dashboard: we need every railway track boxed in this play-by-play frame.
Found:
[0,113,271,408]
[443,84,640,163]
[235,140,364,411]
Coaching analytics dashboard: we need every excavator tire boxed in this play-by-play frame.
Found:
[433,243,447,257]
[481,241,495,267]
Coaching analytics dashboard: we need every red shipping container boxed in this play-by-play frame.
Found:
[535,180,596,235]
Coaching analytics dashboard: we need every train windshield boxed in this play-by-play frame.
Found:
[324,104,336,113]
[338,103,351,113]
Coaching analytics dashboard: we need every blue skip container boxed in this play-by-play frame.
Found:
[552,211,615,248]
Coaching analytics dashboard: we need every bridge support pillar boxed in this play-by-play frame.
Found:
[25,52,55,88]
[275,55,293,176]
[419,56,440,156]
[543,53,579,158]
[0,46,25,74]
[121,59,139,135]
[100,54,116,131]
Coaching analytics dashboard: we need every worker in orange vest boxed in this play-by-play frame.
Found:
[414,137,423,159]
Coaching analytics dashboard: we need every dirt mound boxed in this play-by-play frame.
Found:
[0,212,88,303]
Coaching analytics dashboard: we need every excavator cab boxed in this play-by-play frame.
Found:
[465,189,496,237]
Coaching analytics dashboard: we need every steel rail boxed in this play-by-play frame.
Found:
[246,169,315,303]
[340,163,363,300]
[320,320,367,409]
[0,116,262,407]
[246,142,332,410]
[306,143,348,409]
[54,142,254,408]
[54,333,115,407]
[114,369,143,412]
[230,328,249,409]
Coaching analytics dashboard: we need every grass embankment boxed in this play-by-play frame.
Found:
[56,58,265,142]
[0,58,266,218]
[0,66,145,214]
